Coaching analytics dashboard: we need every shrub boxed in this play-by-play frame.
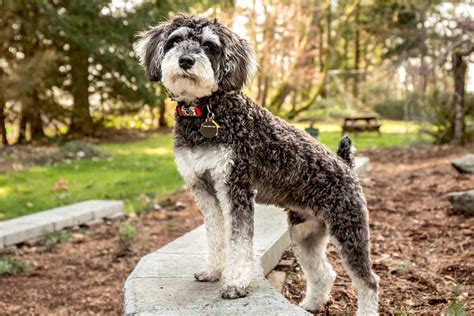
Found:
[45,230,71,246]
[117,220,137,255]
[0,257,32,277]
[38,140,109,165]
[446,300,467,316]
[119,220,137,241]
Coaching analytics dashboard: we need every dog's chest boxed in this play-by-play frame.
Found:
[174,145,234,185]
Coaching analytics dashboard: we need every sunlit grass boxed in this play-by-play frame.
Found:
[293,119,425,133]
[0,121,433,220]
[295,120,433,151]
[0,133,183,220]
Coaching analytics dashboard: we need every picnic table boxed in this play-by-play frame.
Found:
[342,115,381,135]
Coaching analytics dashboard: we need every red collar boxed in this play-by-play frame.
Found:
[176,103,203,117]
[176,101,207,117]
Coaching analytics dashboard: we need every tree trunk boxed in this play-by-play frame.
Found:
[451,51,467,144]
[269,3,320,111]
[30,90,45,141]
[352,2,360,98]
[319,19,324,73]
[0,98,7,146]
[68,51,93,136]
[260,76,270,108]
[158,100,168,128]
[17,106,28,144]
[321,0,332,98]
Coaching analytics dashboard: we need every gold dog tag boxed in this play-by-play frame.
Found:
[200,118,220,138]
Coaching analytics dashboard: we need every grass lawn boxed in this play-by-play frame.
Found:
[0,134,183,220]
[0,120,433,220]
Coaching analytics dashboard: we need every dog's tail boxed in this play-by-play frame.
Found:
[337,135,355,168]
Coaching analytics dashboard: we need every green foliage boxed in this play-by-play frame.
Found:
[1,0,215,140]
[372,99,407,121]
[418,91,474,144]
[451,284,463,298]
[119,221,137,242]
[44,230,71,246]
[446,301,467,316]
[0,257,32,278]
[118,220,137,254]
[394,310,408,316]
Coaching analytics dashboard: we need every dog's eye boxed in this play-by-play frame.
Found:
[164,36,182,51]
[202,41,218,53]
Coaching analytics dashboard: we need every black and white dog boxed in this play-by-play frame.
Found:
[134,14,379,315]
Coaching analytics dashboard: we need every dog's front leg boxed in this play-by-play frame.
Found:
[215,179,255,299]
[190,184,226,282]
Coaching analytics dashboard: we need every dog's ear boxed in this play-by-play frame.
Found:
[133,21,171,82]
[218,29,257,92]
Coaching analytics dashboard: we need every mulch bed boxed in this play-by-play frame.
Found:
[282,143,474,315]
[0,193,203,315]
[0,143,472,315]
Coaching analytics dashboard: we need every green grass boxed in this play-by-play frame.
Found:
[294,120,433,151]
[0,121,432,220]
[0,133,183,220]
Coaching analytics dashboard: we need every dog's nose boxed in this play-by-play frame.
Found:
[178,55,195,70]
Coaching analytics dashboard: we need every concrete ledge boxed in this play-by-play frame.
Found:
[124,204,308,315]
[355,156,371,174]
[123,157,370,315]
[0,200,124,248]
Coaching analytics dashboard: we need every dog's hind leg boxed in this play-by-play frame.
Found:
[329,203,379,316]
[287,210,336,312]
[190,181,226,282]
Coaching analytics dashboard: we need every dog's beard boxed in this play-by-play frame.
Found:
[161,48,217,101]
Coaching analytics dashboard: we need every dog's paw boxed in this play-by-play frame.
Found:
[194,270,221,282]
[220,284,247,299]
[298,298,323,312]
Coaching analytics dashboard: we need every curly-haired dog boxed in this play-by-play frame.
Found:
[134,14,379,315]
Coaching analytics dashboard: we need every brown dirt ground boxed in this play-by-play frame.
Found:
[0,193,203,315]
[282,143,474,315]
[0,144,472,315]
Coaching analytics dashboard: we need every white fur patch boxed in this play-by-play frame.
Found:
[346,268,379,316]
[174,146,233,185]
[168,27,192,40]
[201,26,221,46]
[133,33,151,66]
[175,146,255,290]
[290,218,336,312]
[175,146,234,279]
[215,178,255,290]
[191,185,226,279]
[333,238,379,316]
[161,47,217,102]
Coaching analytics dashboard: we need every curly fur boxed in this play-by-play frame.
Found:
[135,14,379,315]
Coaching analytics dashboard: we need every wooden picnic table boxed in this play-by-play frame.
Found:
[342,115,381,134]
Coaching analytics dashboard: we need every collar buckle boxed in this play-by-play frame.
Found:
[176,103,203,117]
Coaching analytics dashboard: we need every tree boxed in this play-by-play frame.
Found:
[371,1,473,143]
[39,0,159,136]
[1,0,194,142]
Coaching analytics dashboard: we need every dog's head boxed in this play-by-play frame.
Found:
[134,14,256,101]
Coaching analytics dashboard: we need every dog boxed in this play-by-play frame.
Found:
[134,14,379,315]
